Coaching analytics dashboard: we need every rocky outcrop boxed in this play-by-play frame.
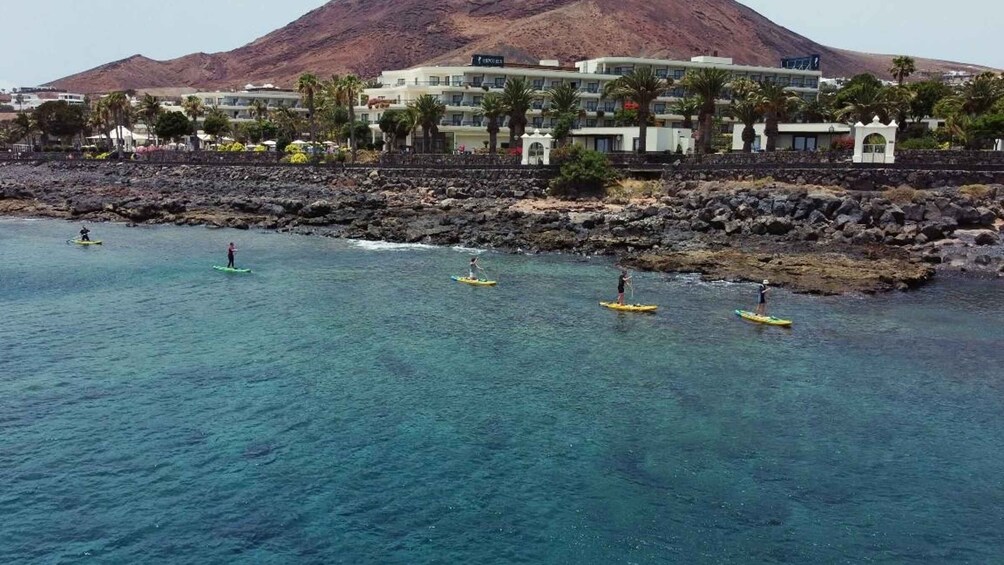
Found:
[2,162,1002,293]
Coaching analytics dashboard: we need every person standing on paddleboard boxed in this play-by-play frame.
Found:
[469,256,483,280]
[79,226,91,242]
[227,242,237,269]
[756,280,770,316]
[617,270,632,305]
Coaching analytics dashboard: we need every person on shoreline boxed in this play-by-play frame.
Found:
[468,256,484,280]
[616,269,632,305]
[227,242,237,269]
[756,280,770,316]
[79,226,91,242]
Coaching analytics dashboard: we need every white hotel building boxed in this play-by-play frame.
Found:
[160,85,307,122]
[356,55,822,152]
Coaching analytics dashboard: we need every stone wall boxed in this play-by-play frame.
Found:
[666,167,1004,190]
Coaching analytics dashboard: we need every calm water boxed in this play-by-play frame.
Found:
[2,218,1003,564]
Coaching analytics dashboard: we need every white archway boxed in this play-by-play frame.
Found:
[853,116,898,164]
[521,129,553,165]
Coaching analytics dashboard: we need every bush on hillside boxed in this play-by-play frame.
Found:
[548,145,616,199]
[898,136,941,150]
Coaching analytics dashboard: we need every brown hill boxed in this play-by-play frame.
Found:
[48,0,993,93]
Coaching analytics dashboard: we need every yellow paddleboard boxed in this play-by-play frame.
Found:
[600,302,658,313]
[735,310,792,327]
[71,240,102,246]
[452,276,497,286]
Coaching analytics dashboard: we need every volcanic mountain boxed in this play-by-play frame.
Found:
[49,0,991,93]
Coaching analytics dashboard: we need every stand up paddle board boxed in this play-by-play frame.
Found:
[735,310,792,327]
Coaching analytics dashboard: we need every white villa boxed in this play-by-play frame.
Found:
[731,123,852,152]
[8,87,86,111]
[355,54,822,152]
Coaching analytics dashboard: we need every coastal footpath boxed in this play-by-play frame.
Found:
[1,161,1002,295]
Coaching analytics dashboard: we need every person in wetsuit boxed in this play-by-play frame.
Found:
[227,242,237,268]
[616,270,632,305]
[756,280,770,316]
[79,226,90,242]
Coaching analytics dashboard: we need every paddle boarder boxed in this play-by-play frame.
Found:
[79,226,91,242]
[756,280,770,316]
[227,242,237,269]
[616,270,632,305]
[469,256,483,281]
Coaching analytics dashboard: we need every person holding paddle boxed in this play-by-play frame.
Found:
[226,242,237,269]
[616,269,633,305]
[756,280,770,316]
[79,226,91,242]
[468,256,485,281]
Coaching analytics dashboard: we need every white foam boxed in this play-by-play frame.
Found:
[451,246,485,254]
[349,239,438,252]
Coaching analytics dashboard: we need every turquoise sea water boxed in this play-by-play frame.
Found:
[2,218,1003,564]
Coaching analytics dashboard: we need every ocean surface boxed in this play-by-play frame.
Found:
[2,218,1003,565]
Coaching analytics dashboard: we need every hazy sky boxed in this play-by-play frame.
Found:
[1,0,1000,91]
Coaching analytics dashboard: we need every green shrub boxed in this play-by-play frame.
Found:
[548,145,616,199]
[289,153,309,165]
[898,136,941,150]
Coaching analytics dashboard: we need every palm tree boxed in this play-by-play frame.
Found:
[890,56,916,86]
[602,67,672,153]
[396,107,420,148]
[336,74,365,162]
[545,83,583,146]
[182,95,204,147]
[954,72,1003,115]
[297,73,320,152]
[14,93,24,113]
[249,99,268,121]
[88,98,114,150]
[105,92,131,157]
[501,77,535,148]
[671,97,701,130]
[408,94,446,153]
[797,96,835,123]
[139,94,162,145]
[835,85,910,124]
[681,67,732,154]
[477,93,508,154]
[13,112,39,150]
[756,82,799,152]
[729,98,763,153]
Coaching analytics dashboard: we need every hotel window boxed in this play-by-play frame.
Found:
[533,117,543,127]
[451,75,464,86]
[777,76,790,87]
[471,76,484,86]
[790,77,804,88]
[532,79,544,89]
[473,96,483,105]
[586,119,597,127]
[452,114,463,126]
[429,76,440,86]
[586,101,598,111]
[749,74,761,83]
[361,113,370,123]
[805,78,818,88]
[671,88,685,98]
[673,69,685,80]
[656,69,668,78]
[587,82,599,93]
[396,78,405,86]
[452,95,463,105]
[654,103,666,114]
[549,81,562,88]
[494,77,506,88]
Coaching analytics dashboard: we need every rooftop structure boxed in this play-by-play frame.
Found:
[6,88,86,111]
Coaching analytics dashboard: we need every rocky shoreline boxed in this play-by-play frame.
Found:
[2,161,1002,295]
